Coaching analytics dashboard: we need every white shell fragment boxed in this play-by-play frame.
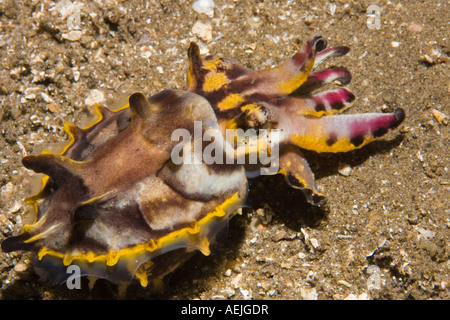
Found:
[192,0,215,17]
[338,162,352,176]
[192,21,213,43]
[84,89,105,107]
[432,109,448,125]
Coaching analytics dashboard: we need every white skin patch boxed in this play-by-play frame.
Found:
[172,162,246,199]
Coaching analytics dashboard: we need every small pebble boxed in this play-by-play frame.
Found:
[73,69,80,81]
[40,92,55,104]
[192,21,213,43]
[366,265,381,290]
[192,0,215,17]
[306,270,316,283]
[8,201,22,213]
[231,273,242,288]
[47,103,61,113]
[408,23,423,33]
[152,81,163,88]
[338,279,352,287]
[422,54,434,65]
[24,93,36,100]
[432,109,448,125]
[416,227,436,240]
[240,288,252,300]
[0,85,8,95]
[221,288,235,297]
[14,262,28,273]
[344,293,369,300]
[85,89,105,106]
[272,229,287,242]
[309,238,320,250]
[300,287,318,300]
[247,16,262,28]
[338,162,352,176]
[62,30,82,42]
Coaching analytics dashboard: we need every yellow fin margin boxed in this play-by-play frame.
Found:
[35,193,242,269]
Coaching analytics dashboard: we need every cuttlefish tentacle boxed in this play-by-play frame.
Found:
[187,35,405,205]
[278,145,325,205]
[247,35,326,96]
[286,108,406,153]
[295,68,352,94]
[313,45,350,67]
[282,87,355,117]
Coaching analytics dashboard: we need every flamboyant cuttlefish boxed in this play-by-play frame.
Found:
[1,35,405,289]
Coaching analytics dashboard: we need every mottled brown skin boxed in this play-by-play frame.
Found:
[2,90,247,285]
